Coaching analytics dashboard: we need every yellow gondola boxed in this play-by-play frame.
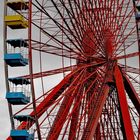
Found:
[5,15,28,29]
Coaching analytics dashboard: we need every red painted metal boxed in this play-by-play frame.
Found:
[5,0,140,139]
[46,70,84,139]
[18,67,82,128]
[120,64,140,74]
[122,70,140,114]
[28,1,42,139]
[115,52,140,60]
[23,65,76,79]
[81,84,110,140]
[68,94,81,140]
[114,65,135,140]
[94,123,101,140]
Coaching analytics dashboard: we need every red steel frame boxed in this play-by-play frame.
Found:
[114,65,134,140]
[5,0,140,140]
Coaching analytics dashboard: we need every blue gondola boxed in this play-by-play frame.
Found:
[4,39,28,67]
[6,92,30,105]
[6,77,30,105]
[10,130,34,140]
[4,53,28,67]
[10,115,34,140]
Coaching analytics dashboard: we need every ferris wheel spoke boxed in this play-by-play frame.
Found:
[33,1,85,56]
[122,71,140,114]
[21,61,104,80]
[31,41,67,51]
[87,0,108,55]
[74,0,106,56]
[83,1,103,33]
[108,0,125,40]
[101,98,113,139]
[71,0,84,30]
[116,39,138,57]
[50,0,85,53]
[84,0,106,56]
[67,69,108,139]
[66,0,84,38]
[46,94,74,139]
[120,64,140,74]
[67,0,106,57]
[107,0,114,27]
[113,0,132,39]
[67,75,101,139]
[115,25,136,54]
[30,5,86,59]
[55,68,102,139]
[58,0,85,47]
[22,65,76,79]
[44,67,103,138]
[31,20,85,59]
[31,41,79,59]
[101,101,118,139]
[112,0,130,32]
[60,0,102,56]
[46,70,86,139]
[81,84,110,140]
[68,89,82,139]
[115,51,140,60]
[33,48,78,59]
[32,68,85,117]
[126,74,140,86]
[92,0,107,29]
[100,89,123,139]
[115,28,136,53]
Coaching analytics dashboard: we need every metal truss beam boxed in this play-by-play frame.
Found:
[81,84,110,140]
[114,65,135,140]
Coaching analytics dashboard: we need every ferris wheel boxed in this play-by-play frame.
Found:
[3,0,140,140]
